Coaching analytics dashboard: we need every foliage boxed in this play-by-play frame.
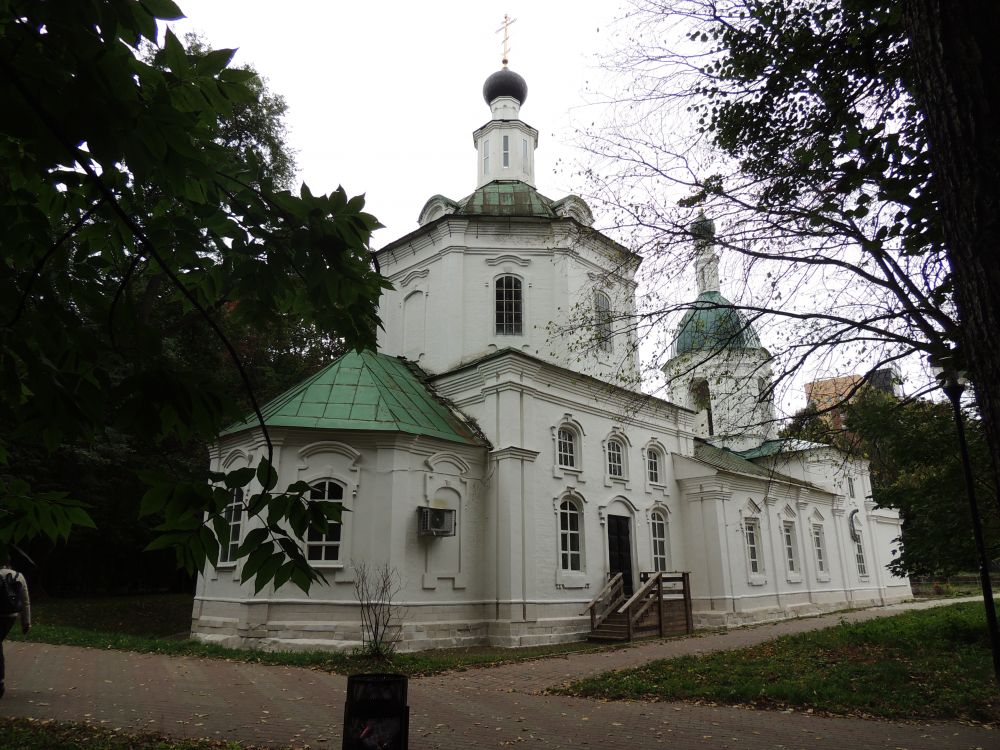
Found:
[586,0,957,412]
[849,392,998,576]
[556,601,1000,722]
[782,389,1000,576]
[0,1,388,590]
[352,560,404,660]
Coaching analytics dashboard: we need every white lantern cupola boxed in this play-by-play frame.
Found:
[474,67,538,188]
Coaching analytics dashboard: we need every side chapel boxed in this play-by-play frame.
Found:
[191,61,911,651]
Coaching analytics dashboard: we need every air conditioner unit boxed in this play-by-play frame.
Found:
[417,506,456,537]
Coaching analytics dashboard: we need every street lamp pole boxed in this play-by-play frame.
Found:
[938,369,1000,688]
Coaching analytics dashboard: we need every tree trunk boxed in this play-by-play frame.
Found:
[904,0,1000,502]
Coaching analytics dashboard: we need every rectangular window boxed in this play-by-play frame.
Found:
[782,521,798,573]
[651,512,668,572]
[847,476,856,497]
[607,440,624,478]
[812,524,827,573]
[559,502,582,571]
[745,519,762,574]
[219,489,244,565]
[306,481,344,563]
[647,450,660,484]
[502,135,509,168]
[855,535,868,577]
[483,138,490,175]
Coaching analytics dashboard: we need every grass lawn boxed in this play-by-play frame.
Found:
[0,717,267,750]
[9,592,613,676]
[554,601,1000,723]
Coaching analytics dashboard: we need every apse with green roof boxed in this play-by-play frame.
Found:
[221,350,483,446]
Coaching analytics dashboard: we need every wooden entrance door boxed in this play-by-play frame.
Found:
[607,515,634,596]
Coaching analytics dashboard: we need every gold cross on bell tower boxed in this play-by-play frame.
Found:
[496,14,517,68]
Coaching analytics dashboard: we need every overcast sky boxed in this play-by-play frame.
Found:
[172,1,623,247]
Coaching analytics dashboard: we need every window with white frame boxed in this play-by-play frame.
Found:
[557,427,577,469]
[812,524,827,574]
[782,521,798,573]
[647,447,661,484]
[651,510,669,572]
[483,138,490,175]
[847,476,856,497]
[502,135,510,168]
[559,499,582,571]
[594,291,612,352]
[854,533,868,577]
[495,275,523,335]
[606,438,625,478]
[219,488,244,565]
[745,518,763,574]
[306,480,344,563]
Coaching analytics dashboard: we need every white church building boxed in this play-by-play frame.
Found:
[191,64,911,651]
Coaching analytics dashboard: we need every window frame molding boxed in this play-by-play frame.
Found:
[741,500,766,585]
[602,429,632,489]
[810,509,831,582]
[551,416,585,481]
[648,505,671,573]
[642,439,668,494]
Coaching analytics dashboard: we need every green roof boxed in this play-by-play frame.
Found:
[458,180,556,218]
[674,291,762,356]
[220,351,484,445]
[694,442,811,487]
[737,438,832,460]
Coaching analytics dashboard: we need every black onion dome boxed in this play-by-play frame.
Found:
[483,68,528,106]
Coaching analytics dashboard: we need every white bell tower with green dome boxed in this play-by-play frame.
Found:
[663,215,776,452]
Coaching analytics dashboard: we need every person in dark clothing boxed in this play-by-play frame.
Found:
[0,557,31,698]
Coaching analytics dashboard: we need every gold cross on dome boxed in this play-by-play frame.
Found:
[495,14,517,67]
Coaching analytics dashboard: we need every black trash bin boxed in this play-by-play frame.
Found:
[342,673,409,750]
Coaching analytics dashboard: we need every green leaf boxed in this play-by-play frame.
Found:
[256,459,278,491]
[140,0,186,20]
[224,467,257,489]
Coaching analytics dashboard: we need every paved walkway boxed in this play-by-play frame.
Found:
[2,598,995,749]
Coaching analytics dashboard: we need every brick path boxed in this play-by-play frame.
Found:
[1,598,995,749]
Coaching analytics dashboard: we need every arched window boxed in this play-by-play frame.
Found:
[607,438,625,478]
[557,427,577,469]
[559,499,582,571]
[594,291,612,352]
[651,510,669,572]
[307,480,344,562]
[854,531,868,577]
[646,447,662,484]
[495,275,523,335]
[219,488,244,565]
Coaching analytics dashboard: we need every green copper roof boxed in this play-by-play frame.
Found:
[694,442,811,487]
[458,180,556,218]
[220,351,484,445]
[674,291,762,356]
[737,438,832,460]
